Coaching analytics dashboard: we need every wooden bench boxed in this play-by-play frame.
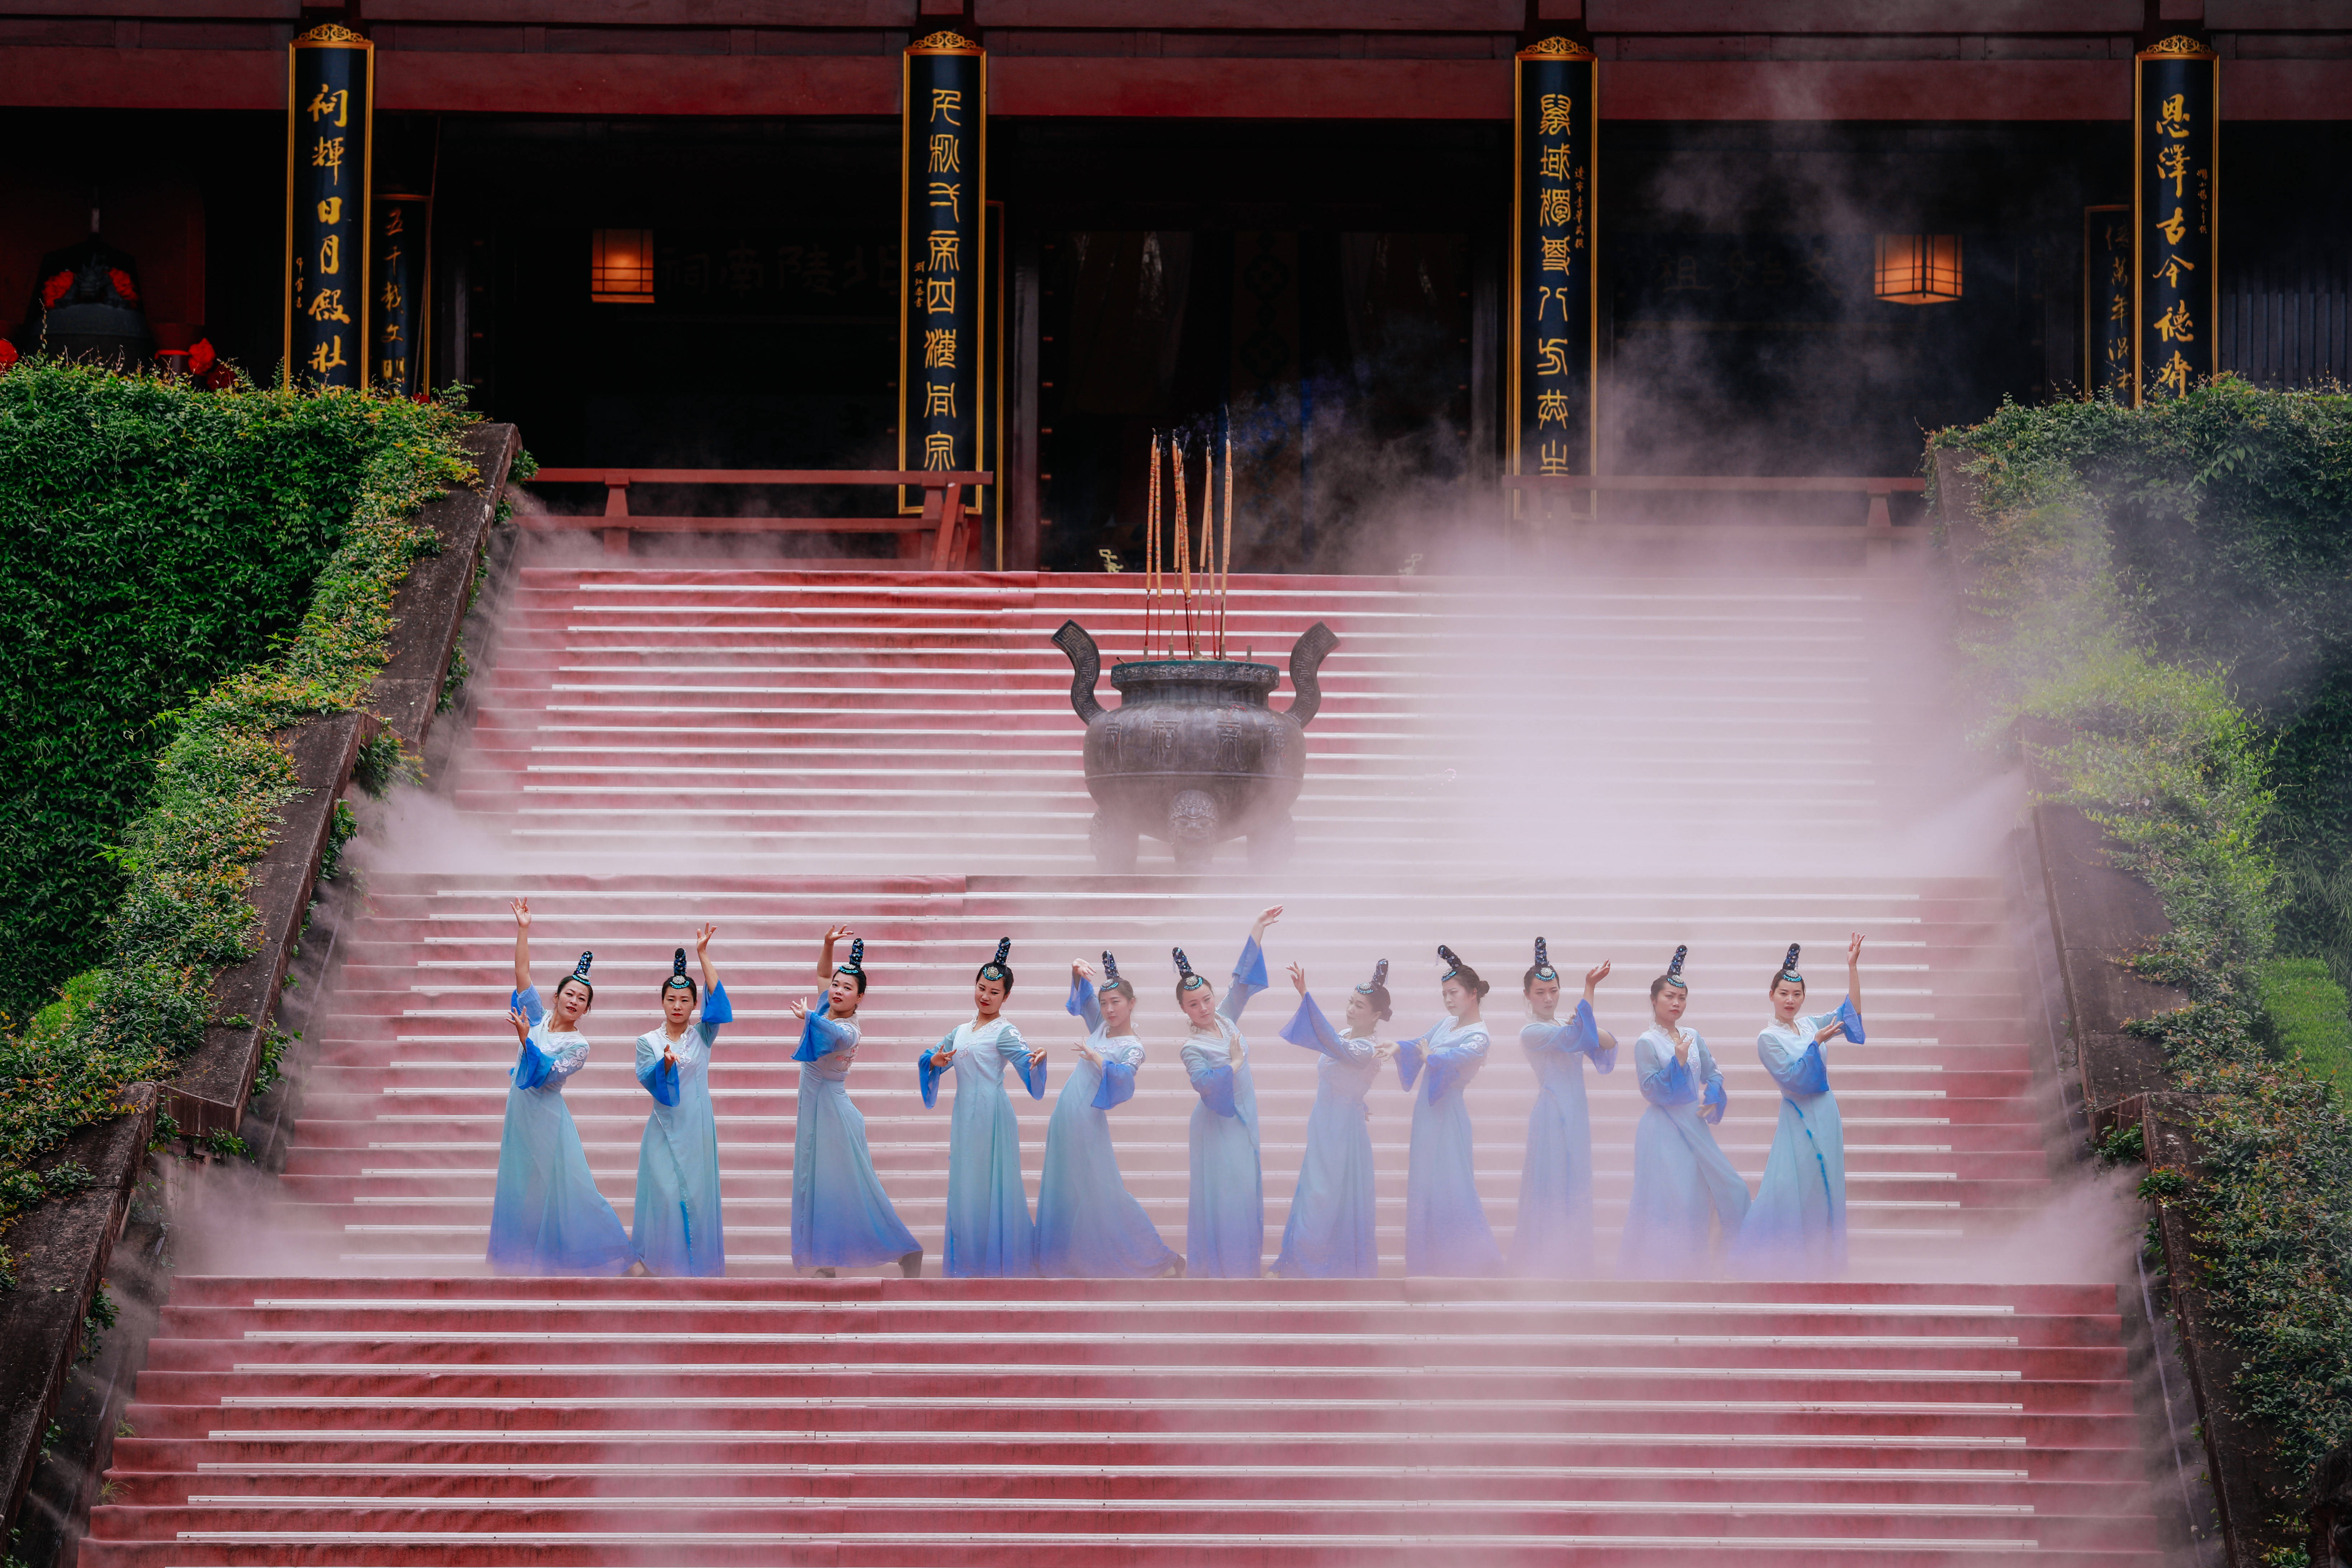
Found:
[524,469,994,569]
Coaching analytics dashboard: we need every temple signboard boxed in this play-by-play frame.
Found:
[284,23,372,390]
[900,31,986,519]
[1508,37,1597,509]
[2133,37,2217,404]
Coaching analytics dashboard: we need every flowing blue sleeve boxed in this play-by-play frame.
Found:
[1092,1055,1138,1111]
[1182,1042,1239,1118]
[1701,1067,1729,1124]
[1590,1011,1619,1076]
[1421,1029,1488,1103]
[919,1029,956,1108]
[1218,936,1269,1023]
[511,1033,554,1090]
[1066,974,1104,1034]
[699,980,733,1047]
[1524,1000,1600,1057]
[791,1003,855,1064]
[636,1045,680,1107]
[512,985,544,1026]
[1004,1025,1049,1099]
[1393,1027,1432,1091]
[1837,996,1866,1045]
[1638,1044,1700,1108]
[1279,992,1353,1064]
[1776,1040,1831,1095]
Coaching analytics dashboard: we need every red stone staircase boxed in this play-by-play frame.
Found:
[81,564,2167,1566]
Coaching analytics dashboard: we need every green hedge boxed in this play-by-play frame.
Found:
[1932,379,2352,1535]
[0,359,488,1281]
[0,361,480,1029]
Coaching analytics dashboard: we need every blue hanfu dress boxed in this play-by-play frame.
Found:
[1395,1017,1504,1277]
[1271,991,1383,1279]
[921,1016,1047,1277]
[1180,937,1269,1279]
[1618,1026,1752,1278]
[791,1002,921,1271]
[1509,999,1618,1278]
[1729,999,1863,1277]
[486,985,635,1276]
[1035,976,1180,1278]
[629,981,733,1278]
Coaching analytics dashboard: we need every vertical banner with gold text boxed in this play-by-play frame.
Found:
[1508,37,1597,515]
[2083,205,2131,400]
[900,32,986,515]
[285,23,372,389]
[2133,37,2217,404]
[373,191,429,397]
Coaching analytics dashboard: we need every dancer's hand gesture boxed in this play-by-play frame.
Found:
[1250,905,1284,942]
[507,1006,531,1043]
[511,898,531,930]
[696,923,718,956]
[1287,961,1307,995]
[1073,958,1095,982]
[788,996,809,1021]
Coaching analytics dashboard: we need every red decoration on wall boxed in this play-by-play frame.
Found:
[40,271,74,308]
[107,269,140,304]
[0,340,18,369]
[187,338,215,375]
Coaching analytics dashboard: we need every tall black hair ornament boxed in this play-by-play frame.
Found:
[573,951,595,981]
[1664,944,1688,990]
[1173,946,1209,991]
[979,937,1012,982]
[1779,943,1803,985]
[837,937,865,977]
[1356,958,1390,996]
[1532,936,1558,983]
[1102,951,1122,985]
[1438,945,1465,981]
[664,949,692,991]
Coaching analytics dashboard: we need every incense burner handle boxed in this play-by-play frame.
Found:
[1285,621,1340,729]
[1052,619,1105,724]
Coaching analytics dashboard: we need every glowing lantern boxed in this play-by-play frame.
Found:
[1873,233,1962,304]
[590,229,655,304]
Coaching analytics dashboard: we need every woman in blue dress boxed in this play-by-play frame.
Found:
[1395,945,1505,1277]
[1510,940,1618,1278]
[1730,935,1865,1278]
[1618,945,1752,1278]
[1270,957,1394,1279]
[631,926,731,1277]
[788,926,923,1278]
[1175,906,1281,1279]
[487,897,636,1276]
[920,939,1049,1277]
[1036,951,1183,1278]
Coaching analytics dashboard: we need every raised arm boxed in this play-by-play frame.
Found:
[817,925,852,984]
[1845,932,1863,1013]
[998,1022,1050,1099]
[696,923,732,1040]
[1635,1036,1701,1108]
[1066,960,1105,1035]
[511,898,533,994]
[1220,906,1280,1023]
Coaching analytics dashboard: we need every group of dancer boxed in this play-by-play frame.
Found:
[487,898,1866,1281]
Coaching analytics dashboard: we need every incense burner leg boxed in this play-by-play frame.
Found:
[1248,813,1296,872]
[1088,813,1138,875]
[1168,789,1219,874]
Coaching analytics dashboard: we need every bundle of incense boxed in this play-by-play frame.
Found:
[1172,441,1194,656]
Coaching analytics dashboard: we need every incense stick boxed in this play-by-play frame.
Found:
[1220,414,1233,658]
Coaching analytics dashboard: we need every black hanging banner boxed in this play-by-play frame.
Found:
[285,23,372,389]
[373,192,428,397]
[1508,37,1597,515]
[2083,205,2131,401]
[900,31,986,516]
[2133,37,2217,404]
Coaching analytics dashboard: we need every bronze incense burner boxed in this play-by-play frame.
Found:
[1051,619,1338,873]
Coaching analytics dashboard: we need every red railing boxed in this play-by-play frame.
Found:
[524,469,993,569]
[1503,474,1929,547]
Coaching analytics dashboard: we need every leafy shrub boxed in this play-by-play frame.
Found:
[0,360,474,1027]
[1933,379,2352,1516]
[0,359,480,1278]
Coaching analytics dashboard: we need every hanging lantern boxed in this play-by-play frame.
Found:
[590,228,655,304]
[1873,233,1962,304]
